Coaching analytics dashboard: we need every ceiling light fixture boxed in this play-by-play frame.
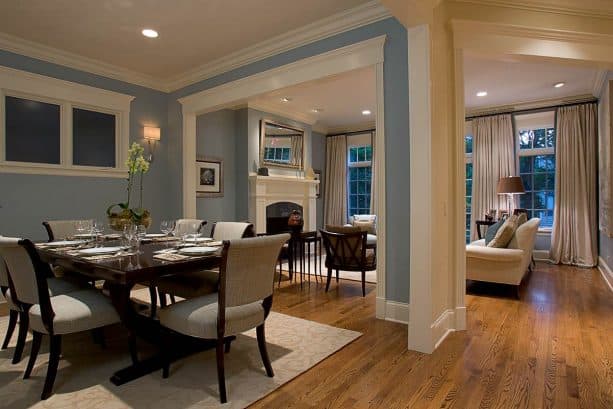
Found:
[311,108,323,113]
[142,29,159,38]
[281,97,292,103]
[362,109,372,115]
[476,91,488,97]
[554,82,565,88]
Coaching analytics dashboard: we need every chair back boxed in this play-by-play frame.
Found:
[43,220,90,241]
[219,234,289,308]
[320,228,368,270]
[211,222,254,241]
[173,219,207,237]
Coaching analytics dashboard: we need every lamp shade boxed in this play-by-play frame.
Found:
[144,126,161,141]
[497,176,525,194]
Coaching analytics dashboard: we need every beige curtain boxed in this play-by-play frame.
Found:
[369,131,376,214]
[290,135,302,167]
[470,114,516,241]
[324,135,347,226]
[550,103,598,267]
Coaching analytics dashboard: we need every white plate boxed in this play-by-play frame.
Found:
[145,233,167,238]
[184,237,213,243]
[45,240,87,247]
[79,246,126,255]
[178,246,217,256]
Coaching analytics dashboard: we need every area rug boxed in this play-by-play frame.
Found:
[282,255,377,283]
[0,306,361,408]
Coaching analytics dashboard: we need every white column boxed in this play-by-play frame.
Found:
[182,111,197,218]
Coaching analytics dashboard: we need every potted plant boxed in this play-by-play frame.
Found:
[107,142,152,231]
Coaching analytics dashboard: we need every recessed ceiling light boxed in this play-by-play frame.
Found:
[362,109,372,115]
[311,108,323,113]
[476,91,488,97]
[281,97,292,103]
[554,82,565,88]
[142,29,158,38]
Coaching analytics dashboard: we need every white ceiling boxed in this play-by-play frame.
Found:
[248,66,376,133]
[0,0,371,80]
[464,53,602,111]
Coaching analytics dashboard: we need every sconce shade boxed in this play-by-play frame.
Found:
[497,176,525,194]
[144,126,161,141]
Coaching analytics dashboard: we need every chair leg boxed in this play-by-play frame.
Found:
[169,295,176,304]
[149,285,157,318]
[12,311,29,364]
[216,338,227,403]
[361,270,366,297]
[325,268,332,292]
[224,338,232,353]
[2,309,18,350]
[128,332,138,364]
[24,331,43,379]
[41,335,61,400]
[159,291,167,308]
[336,269,339,283]
[161,330,170,379]
[256,324,274,377]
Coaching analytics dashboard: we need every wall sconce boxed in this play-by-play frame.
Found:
[143,126,161,162]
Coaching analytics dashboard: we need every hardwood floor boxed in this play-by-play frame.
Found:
[251,263,613,408]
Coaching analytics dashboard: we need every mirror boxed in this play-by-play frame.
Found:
[260,120,304,170]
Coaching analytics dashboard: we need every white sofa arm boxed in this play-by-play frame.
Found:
[466,246,524,263]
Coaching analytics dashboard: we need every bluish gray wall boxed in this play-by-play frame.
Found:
[600,232,613,269]
[0,50,170,240]
[196,109,237,235]
[168,18,410,302]
[311,131,326,230]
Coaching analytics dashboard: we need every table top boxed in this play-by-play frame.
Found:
[37,240,222,285]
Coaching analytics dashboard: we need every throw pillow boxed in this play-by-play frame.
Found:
[353,220,376,235]
[484,218,505,245]
[487,215,519,248]
[517,212,528,226]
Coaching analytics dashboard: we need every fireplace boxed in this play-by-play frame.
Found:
[266,202,303,234]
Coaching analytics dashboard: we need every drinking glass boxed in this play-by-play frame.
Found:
[123,223,138,250]
[160,220,175,236]
[92,220,104,246]
[76,220,93,237]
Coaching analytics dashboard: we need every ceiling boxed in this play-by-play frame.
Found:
[248,66,376,133]
[464,53,602,111]
[0,0,371,81]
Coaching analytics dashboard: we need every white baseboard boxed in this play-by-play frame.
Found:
[598,256,613,293]
[432,309,455,350]
[376,297,409,324]
[454,306,466,330]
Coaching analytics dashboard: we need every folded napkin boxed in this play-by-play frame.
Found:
[154,253,191,262]
[208,241,223,247]
[83,252,136,261]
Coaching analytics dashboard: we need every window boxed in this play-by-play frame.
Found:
[0,66,133,177]
[263,147,290,163]
[515,111,556,228]
[347,133,374,218]
[465,122,473,243]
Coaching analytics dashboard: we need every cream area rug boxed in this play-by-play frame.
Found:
[282,255,377,284]
[0,307,360,408]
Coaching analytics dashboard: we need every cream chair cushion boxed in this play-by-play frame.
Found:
[159,293,265,339]
[212,222,252,241]
[487,215,519,248]
[29,289,120,335]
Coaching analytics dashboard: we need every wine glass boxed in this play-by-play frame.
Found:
[123,223,138,250]
[76,220,93,238]
[160,220,175,236]
[92,220,104,246]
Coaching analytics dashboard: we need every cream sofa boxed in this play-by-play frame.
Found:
[466,218,540,295]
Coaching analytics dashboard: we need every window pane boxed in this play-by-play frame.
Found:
[546,128,555,148]
[521,174,532,191]
[520,193,532,209]
[466,196,472,212]
[5,96,61,164]
[365,146,372,161]
[544,172,555,190]
[72,108,116,167]
[534,128,547,148]
[534,155,555,172]
[533,173,547,191]
[535,210,554,228]
[358,195,368,209]
[465,135,473,154]
[350,195,357,209]
[349,147,357,163]
[519,130,533,149]
[534,191,548,209]
[282,148,290,161]
[465,163,473,179]
[519,156,533,173]
[465,179,472,195]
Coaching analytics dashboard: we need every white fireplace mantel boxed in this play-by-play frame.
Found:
[248,173,319,234]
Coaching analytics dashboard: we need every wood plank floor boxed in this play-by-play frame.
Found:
[251,263,613,408]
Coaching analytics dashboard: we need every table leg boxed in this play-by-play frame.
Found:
[307,241,311,283]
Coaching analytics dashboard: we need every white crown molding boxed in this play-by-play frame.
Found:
[593,69,610,97]
[165,1,390,91]
[325,120,376,135]
[0,31,164,91]
[466,94,597,117]
[452,0,613,19]
[247,100,318,125]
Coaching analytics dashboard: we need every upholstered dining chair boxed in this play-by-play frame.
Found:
[173,219,207,237]
[158,233,289,403]
[320,226,376,297]
[155,222,255,307]
[0,237,121,400]
[42,219,91,241]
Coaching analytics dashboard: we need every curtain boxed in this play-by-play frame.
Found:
[550,103,598,267]
[290,135,302,166]
[324,135,347,226]
[470,114,516,241]
[369,131,376,214]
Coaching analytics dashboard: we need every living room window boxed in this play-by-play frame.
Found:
[465,122,473,243]
[263,146,291,164]
[514,111,556,228]
[347,132,373,218]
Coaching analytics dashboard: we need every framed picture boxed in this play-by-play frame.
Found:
[313,169,322,198]
[196,157,223,197]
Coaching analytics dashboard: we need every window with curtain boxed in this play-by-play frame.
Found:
[263,146,291,163]
[346,132,373,218]
[515,111,556,228]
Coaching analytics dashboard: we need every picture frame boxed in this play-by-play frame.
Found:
[196,157,223,197]
[313,169,322,198]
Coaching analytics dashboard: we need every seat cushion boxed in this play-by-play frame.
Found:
[159,293,266,339]
[29,289,120,335]
[156,270,219,299]
[47,277,86,296]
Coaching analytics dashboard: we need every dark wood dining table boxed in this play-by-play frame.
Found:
[36,239,222,385]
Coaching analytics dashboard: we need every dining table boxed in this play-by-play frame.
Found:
[36,236,223,385]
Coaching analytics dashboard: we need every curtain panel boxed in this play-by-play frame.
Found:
[550,103,598,267]
[470,114,516,241]
[324,135,348,226]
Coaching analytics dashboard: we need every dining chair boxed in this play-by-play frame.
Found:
[156,222,255,306]
[172,219,207,237]
[320,226,376,297]
[158,233,289,403]
[42,220,90,241]
[0,237,121,400]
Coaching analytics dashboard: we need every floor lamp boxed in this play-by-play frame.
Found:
[497,176,525,216]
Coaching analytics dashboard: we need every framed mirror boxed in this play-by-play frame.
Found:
[260,119,304,170]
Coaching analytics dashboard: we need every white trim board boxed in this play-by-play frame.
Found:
[598,256,613,293]
[0,1,390,93]
[377,298,410,324]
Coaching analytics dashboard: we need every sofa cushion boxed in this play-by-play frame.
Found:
[487,215,519,248]
[517,212,528,226]
[353,220,376,235]
[484,218,505,245]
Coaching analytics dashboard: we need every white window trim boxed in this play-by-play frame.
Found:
[0,66,134,178]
